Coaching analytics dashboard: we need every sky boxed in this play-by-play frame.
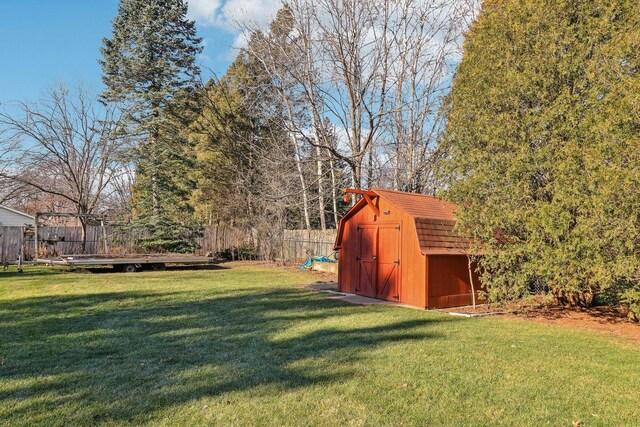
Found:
[0,0,279,103]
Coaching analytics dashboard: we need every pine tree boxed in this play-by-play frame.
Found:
[100,0,203,251]
[443,0,640,306]
[100,0,202,216]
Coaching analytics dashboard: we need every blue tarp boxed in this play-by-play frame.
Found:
[299,256,333,269]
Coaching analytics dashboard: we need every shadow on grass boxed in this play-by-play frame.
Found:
[0,267,64,280]
[0,286,454,424]
[85,264,230,274]
[0,264,230,277]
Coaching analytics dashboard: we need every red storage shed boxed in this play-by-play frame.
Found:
[334,188,480,309]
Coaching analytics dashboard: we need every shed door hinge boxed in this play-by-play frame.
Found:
[393,295,399,300]
[394,225,400,230]
[394,260,400,265]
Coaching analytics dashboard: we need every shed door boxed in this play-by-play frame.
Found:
[376,225,400,301]
[356,225,378,297]
[356,224,401,301]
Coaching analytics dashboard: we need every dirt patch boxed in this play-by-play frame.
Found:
[449,297,640,345]
[507,304,640,345]
[275,262,338,282]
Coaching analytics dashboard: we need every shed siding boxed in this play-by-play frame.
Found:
[338,197,427,307]
[338,200,373,294]
[399,215,426,307]
[426,255,480,308]
[376,196,426,307]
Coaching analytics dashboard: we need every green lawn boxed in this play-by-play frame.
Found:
[1,263,639,426]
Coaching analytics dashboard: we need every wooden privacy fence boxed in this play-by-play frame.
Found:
[0,226,102,263]
[0,225,337,264]
[0,226,26,263]
[282,229,337,262]
[196,228,337,262]
[99,226,248,256]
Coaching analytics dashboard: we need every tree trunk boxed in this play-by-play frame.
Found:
[367,146,374,188]
[303,28,326,231]
[149,130,160,216]
[291,134,311,230]
[349,164,360,207]
[329,158,339,227]
[316,145,326,230]
[467,255,476,310]
[552,288,594,307]
[80,218,88,254]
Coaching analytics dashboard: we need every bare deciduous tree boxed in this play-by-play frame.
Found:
[243,0,476,204]
[195,0,478,236]
[0,85,129,251]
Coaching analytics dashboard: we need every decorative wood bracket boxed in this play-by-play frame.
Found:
[362,194,380,217]
[344,188,380,217]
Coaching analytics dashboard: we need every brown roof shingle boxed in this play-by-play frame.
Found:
[371,189,470,255]
[370,188,457,220]
[414,218,470,255]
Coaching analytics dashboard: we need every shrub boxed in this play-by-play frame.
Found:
[215,246,259,261]
[443,0,640,307]
[621,289,640,322]
[111,217,203,254]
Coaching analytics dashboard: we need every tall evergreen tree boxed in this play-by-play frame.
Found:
[100,0,201,213]
[443,0,640,306]
[100,0,203,251]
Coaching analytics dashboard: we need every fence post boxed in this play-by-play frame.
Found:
[34,213,39,259]
[101,221,108,255]
[17,226,24,272]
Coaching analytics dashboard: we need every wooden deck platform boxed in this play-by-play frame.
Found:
[36,254,216,267]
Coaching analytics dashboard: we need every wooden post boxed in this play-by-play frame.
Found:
[467,255,476,310]
[34,213,39,260]
[101,221,109,255]
[17,226,24,273]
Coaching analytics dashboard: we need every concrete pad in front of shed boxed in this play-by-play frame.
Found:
[322,290,424,310]
[305,282,442,310]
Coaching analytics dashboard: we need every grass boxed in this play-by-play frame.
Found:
[1,263,639,426]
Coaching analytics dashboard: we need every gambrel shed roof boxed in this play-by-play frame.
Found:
[335,188,470,255]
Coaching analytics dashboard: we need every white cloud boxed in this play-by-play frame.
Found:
[187,0,281,61]
[186,0,223,26]
[221,0,281,54]
[186,0,280,30]
[231,31,250,50]
[221,0,280,31]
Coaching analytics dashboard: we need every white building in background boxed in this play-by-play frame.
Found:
[0,205,35,227]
